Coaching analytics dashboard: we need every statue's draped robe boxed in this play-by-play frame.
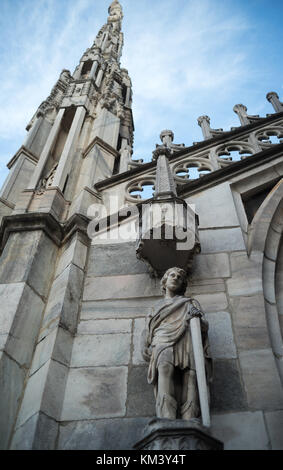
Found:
[143,296,212,386]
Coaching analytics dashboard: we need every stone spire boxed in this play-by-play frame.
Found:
[153,147,177,199]
[4,0,133,210]
[108,0,123,21]
[88,0,124,65]
[0,2,135,448]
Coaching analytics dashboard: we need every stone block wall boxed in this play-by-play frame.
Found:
[59,242,158,449]
[56,179,283,450]
[5,179,283,450]
[0,230,58,449]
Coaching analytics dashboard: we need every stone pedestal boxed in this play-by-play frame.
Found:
[134,418,223,451]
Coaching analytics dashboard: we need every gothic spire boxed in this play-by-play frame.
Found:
[108,0,123,14]
[88,0,124,64]
[107,0,123,30]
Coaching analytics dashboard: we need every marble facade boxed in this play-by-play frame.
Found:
[0,0,282,451]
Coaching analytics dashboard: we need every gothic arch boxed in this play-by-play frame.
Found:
[248,179,283,384]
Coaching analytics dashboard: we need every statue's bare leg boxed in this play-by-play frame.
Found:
[156,362,177,419]
[181,369,200,420]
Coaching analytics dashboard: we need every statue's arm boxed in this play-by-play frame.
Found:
[140,323,152,362]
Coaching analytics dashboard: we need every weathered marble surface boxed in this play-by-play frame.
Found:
[239,349,283,409]
[206,312,237,359]
[16,359,68,427]
[210,360,247,412]
[61,367,128,420]
[211,411,269,450]
[83,273,160,301]
[0,283,45,366]
[58,418,151,450]
[265,410,283,450]
[87,242,148,277]
[199,227,245,253]
[135,418,223,450]
[231,294,270,350]
[80,298,156,320]
[186,182,239,229]
[71,333,131,367]
[227,251,263,296]
[0,231,57,298]
[191,253,231,280]
[0,354,25,449]
[11,412,58,450]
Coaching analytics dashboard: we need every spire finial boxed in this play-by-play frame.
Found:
[108,0,122,15]
[108,0,123,25]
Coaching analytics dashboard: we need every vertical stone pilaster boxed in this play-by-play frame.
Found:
[10,232,89,450]
[119,138,131,173]
[24,115,44,150]
[73,62,84,80]
[125,86,131,107]
[0,229,58,449]
[90,107,120,149]
[52,106,86,191]
[0,152,36,204]
[101,32,109,52]
[28,108,65,190]
[89,61,99,80]
[95,68,104,88]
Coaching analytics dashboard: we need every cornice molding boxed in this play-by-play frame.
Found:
[0,197,15,210]
[0,212,91,254]
[178,142,283,197]
[95,111,283,190]
[7,146,39,169]
[83,135,119,159]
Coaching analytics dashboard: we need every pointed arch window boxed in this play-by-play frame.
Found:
[81,60,93,79]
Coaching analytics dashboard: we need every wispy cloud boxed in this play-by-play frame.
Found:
[122,0,254,154]
[0,0,96,140]
[0,0,282,186]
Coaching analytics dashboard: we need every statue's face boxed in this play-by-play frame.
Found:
[165,269,185,293]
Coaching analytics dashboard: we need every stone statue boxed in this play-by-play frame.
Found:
[141,267,212,421]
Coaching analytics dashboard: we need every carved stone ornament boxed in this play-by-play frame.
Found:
[152,145,172,161]
[136,142,200,277]
[36,163,58,194]
[256,125,283,146]
[136,198,200,277]
[134,419,223,451]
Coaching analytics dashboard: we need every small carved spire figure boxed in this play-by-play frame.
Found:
[141,267,212,421]
[108,0,123,29]
[36,163,58,194]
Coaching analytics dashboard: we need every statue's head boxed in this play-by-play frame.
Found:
[161,267,188,296]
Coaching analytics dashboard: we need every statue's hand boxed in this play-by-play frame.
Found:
[188,307,203,321]
[142,346,152,362]
[191,311,202,318]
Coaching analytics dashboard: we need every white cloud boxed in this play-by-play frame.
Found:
[0,0,280,184]
[0,0,99,140]
[120,0,254,156]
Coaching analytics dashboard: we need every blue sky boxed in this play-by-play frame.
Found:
[0,0,283,188]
